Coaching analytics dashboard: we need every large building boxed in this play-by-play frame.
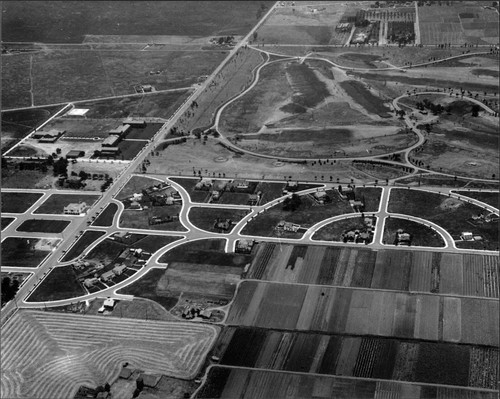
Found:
[32,129,65,143]
[102,135,121,147]
[109,124,131,137]
[63,202,87,215]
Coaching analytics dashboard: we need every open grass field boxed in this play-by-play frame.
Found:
[34,193,100,214]
[388,189,499,250]
[27,266,85,302]
[417,3,499,45]
[338,80,392,118]
[188,207,249,233]
[1,237,60,268]
[1,192,44,213]
[119,206,186,232]
[255,3,357,45]
[196,366,498,399]
[75,90,192,119]
[1,106,64,151]
[60,230,106,262]
[16,219,71,234]
[453,191,499,210]
[47,118,119,140]
[246,243,499,298]
[117,175,162,200]
[0,310,218,399]
[1,217,16,231]
[117,268,181,311]
[124,123,162,140]
[382,217,446,247]
[175,47,265,134]
[211,328,499,389]
[117,139,148,160]
[2,49,226,107]
[158,239,252,267]
[91,203,118,227]
[2,1,274,43]
[226,281,498,346]
[311,216,374,242]
[1,54,31,108]
[242,188,380,238]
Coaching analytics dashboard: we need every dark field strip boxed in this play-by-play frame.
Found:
[226,281,499,346]
[1,217,15,230]
[91,203,118,227]
[246,243,499,298]
[1,192,44,213]
[60,230,107,262]
[196,367,498,399]
[212,327,499,390]
[16,219,71,233]
[453,191,499,210]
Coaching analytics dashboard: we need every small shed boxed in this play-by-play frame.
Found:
[66,150,85,159]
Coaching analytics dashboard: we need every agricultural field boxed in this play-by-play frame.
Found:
[255,3,357,45]
[246,243,499,298]
[2,49,227,107]
[188,207,250,233]
[211,327,499,389]
[1,192,44,213]
[1,106,65,152]
[27,265,85,302]
[1,53,31,108]
[417,2,499,45]
[74,90,192,119]
[453,190,499,209]
[1,217,16,231]
[91,203,118,227]
[226,281,498,346]
[34,193,100,214]
[196,366,498,399]
[1,1,274,43]
[47,118,120,140]
[0,310,218,399]
[1,237,60,268]
[388,188,499,250]
[16,219,71,234]
[242,187,380,238]
[60,230,106,262]
[382,217,446,247]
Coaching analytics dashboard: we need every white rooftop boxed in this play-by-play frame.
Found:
[65,108,89,116]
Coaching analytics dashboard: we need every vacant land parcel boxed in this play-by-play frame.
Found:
[34,193,100,214]
[1,237,60,268]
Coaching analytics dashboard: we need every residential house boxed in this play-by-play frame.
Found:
[64,202,87,215]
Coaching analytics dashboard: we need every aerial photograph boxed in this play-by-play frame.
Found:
[0,1,498,398]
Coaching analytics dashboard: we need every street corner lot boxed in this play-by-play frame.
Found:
[33,193,100,215]
[16,219,72,234]
[1,192,45,213]
[188,207,250,233]
[1,237,61,268]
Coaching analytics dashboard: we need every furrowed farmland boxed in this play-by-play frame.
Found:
[209,327,499,389]
[246,243,499,298]
[0,311,218,399]
[196,367,498,399]
[226,281,499,346]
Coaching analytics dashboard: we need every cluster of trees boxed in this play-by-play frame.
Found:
[1,277,20,306]
[415,99,445,115]
[52,157,69,176]
[283,193,302,211]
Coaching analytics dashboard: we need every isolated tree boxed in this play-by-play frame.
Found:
[56,148,61,155]
[471,104,480,117]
